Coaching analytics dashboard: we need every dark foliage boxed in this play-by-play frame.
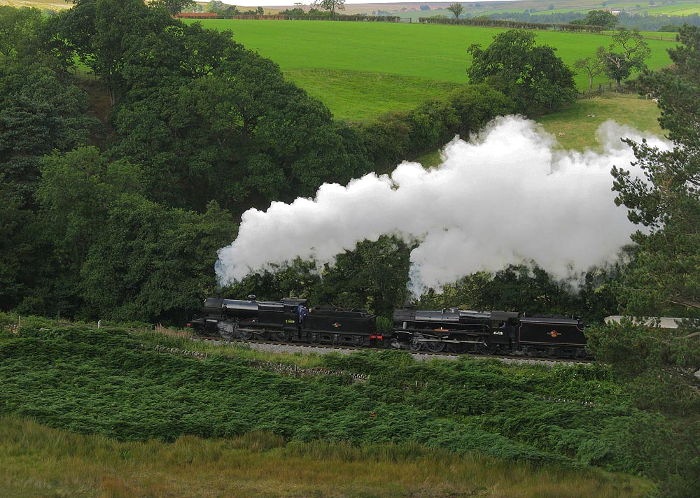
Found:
[418,263,622,324]
[467,30,577,115]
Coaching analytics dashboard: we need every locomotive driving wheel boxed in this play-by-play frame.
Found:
[270,331,288,342]
[410,335,423,351]
[424,338,445,353]
[236,327,252,340]
[449,342,469,354]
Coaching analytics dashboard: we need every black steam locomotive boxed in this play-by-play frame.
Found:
[189,296,589,359]
[189,297,381,346]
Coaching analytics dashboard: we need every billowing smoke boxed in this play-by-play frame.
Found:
[216,116,669,292]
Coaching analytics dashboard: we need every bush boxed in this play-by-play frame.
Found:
[358,84,514,169]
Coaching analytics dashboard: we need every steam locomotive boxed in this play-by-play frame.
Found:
[188,296,589,359]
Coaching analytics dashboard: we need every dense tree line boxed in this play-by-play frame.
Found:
[0,3,517,322]
[0,2,371,320]
[0,4,695,334]
[585,25,700,498]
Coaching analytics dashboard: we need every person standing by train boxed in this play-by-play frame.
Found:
[296,303,309,340]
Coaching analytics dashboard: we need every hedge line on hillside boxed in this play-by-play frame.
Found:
[357,84,515,171]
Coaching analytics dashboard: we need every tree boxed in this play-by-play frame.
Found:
[447,3,463,19]
[467,29,577,114]
[571,10,618,29]
[408,99,459,152]
[149,0,195,15]
[612,27,700,314]
[596,28,650,88]
[79,197,234,322]
[0,60,96,208]
[639,24,700,148]
[52,0,174,105]
[595,25,700,485]
[611,26,699,317]
[0,184,33,310]
[313,0,344,17]
[314,236,412,317]
[35,146,235,322]
[0,6,43,59]
[574,56,604,91]
[447,84,515,137]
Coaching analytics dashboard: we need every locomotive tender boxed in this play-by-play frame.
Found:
[189,296,589,358]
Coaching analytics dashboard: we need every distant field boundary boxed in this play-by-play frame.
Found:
[183,14,678,41]
[177,13,405,22]
[180,14,603,32]
[418,17,604,33]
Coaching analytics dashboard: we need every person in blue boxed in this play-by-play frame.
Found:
[296,304,309,339]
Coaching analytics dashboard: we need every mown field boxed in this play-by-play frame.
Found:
[197,20,673,125]
[200,21,674,84]
[0,315,665,497]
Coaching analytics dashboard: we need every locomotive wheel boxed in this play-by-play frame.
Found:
[425,339,445,353]
[410,336,423,351]
[449,342,469,354]
[236,329,252,340]
[271,331,288,342]
[475,343,490,355]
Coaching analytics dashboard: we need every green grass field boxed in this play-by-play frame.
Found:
[538,93,664,150]
[197,20,673,124]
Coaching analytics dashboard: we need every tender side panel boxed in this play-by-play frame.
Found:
[518,318,586,346]
[305,309,376,335]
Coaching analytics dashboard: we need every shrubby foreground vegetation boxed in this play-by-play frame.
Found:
[0,314,661,497]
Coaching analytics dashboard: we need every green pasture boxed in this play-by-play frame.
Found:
[198,20,673,122]
[538,93,664,150]
[414,92,663,166]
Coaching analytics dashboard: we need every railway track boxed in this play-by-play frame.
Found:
[194,336,593,367]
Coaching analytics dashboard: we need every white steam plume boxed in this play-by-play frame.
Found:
[216,116,669,291]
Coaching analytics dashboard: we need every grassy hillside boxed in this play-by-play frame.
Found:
[1,417,652,497]
[0,314,672,496]
[202,19,674,82]
[0,0,69,9]
[538,93,664,150]
[198,20,673,123]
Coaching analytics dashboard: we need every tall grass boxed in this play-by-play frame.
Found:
[0,416,653,497]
